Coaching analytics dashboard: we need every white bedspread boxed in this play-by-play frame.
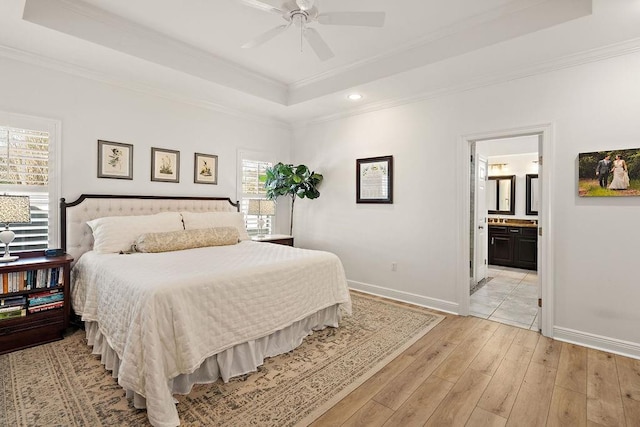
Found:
[71,241,351,427]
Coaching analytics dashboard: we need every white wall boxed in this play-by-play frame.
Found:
[4,41,639,356]
[0,56,292,234]
[292,50,640,354]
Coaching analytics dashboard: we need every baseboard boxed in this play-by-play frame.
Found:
[554,326,640,360]
[347,280,459,315]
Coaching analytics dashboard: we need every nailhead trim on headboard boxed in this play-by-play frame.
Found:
[60,195,239,264]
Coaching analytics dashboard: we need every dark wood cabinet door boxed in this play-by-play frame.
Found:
[489,225,537,270]
[515,236,537,270]
[490,235,514,265]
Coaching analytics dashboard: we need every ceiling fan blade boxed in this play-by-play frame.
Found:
[242,24,290,48]
[317,12,386,27]
[303,28,334,61]
[237,0,283,15]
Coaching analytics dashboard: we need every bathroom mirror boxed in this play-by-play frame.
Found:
[487,175,516,215]
[526,174,539,215]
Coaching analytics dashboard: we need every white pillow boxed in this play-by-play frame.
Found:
[181,211,250,241]
[87,212,184,253]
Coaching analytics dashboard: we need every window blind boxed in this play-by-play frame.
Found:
[240,159,273,236]
[0,126,50,252]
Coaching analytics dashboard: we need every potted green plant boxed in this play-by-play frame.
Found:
[265,162,323,236]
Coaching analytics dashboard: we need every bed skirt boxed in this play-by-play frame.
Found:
[84,304,342,425]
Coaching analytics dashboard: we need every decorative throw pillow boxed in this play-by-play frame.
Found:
[180,211,251,241]
[87,212,184,254]
[132,227,240,253]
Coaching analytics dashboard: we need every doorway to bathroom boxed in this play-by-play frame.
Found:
[456,124,554,337]
[471,135,540,330]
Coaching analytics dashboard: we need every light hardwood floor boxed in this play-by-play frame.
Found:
[310,305,640,427]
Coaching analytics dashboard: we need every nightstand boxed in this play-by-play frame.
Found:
[0,252,73,355]
[251,234,294,246]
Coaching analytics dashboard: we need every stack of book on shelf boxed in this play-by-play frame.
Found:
[27,289,64,314]
[1,267,62,293]
[0,295,27,321]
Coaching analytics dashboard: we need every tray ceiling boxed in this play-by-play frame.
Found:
[2,0,639,124]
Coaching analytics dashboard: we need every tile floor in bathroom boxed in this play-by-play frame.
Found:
[470,265,539,331]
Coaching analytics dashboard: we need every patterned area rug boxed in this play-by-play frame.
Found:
[0,293,443,427]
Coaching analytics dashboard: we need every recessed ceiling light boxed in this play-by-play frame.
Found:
[347,93,363,101]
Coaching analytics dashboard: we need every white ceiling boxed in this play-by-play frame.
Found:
[2,0,640,125]
[76,0,519,85]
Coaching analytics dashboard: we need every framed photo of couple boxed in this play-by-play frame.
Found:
[578,147,639,197]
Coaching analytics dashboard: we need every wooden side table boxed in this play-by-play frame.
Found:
[251,234,294,247]
[0,252,73,354]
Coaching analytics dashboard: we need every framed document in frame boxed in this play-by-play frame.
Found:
[356,155,393,204]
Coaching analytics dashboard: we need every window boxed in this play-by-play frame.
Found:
[0,113,60,252]
[239,154,274,236]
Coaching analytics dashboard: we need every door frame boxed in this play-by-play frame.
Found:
[456,123,555,337]
[473,153,488,286]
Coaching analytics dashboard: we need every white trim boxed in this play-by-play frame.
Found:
[23,0,287,101]
[0,45,291,130]
[50,118,62,248]
[554,327,640,360]
[456,136,471,317]
[348,280,459,315]
[3,34,640,128]
[458,124,554,337]
[0,110,61,248]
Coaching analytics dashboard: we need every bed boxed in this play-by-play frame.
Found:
[61,194,352,427]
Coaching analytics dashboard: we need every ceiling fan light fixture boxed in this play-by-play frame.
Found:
[347,93,363,101]
[292,12,307,27]
[296,0,315,11]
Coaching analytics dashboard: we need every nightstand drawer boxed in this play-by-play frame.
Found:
[264,237,293,246]
[251,235,294,246]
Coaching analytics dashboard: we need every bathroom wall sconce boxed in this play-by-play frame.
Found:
[488,163,509,173]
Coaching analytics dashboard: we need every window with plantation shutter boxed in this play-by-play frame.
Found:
[0,116,59,252]
[239,156,274,236]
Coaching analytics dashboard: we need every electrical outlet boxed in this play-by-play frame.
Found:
[391,262,397,272]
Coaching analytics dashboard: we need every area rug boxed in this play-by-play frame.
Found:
[0,292,443,427]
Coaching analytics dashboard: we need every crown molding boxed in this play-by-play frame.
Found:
[3,34,640,131]
[24,0,289,104]
[294,37,640,129]
[54,0,287,90]
[0,44,291,130]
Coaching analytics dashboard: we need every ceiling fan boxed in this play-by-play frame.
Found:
[238,0,386,61]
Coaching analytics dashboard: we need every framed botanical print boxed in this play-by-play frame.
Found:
[151,147,180,183]
[97,140,133,180]
[194,153,218,185]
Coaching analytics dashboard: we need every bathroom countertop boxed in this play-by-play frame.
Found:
[488,220,537,228]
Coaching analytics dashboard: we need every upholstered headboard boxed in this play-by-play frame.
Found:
[60,194,239,263]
